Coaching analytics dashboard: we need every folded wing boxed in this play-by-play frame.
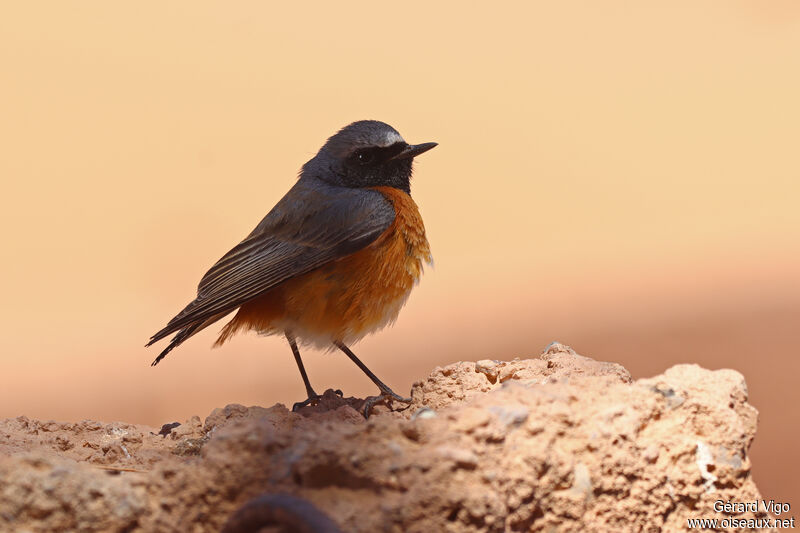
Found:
[147,179,395,351]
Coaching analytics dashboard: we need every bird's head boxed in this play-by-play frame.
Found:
[302,120,437,194]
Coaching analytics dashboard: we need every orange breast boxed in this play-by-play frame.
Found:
[215,186,432,348]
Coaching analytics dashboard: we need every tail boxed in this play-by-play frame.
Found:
[148,312,227,366]
[149,323,201,366]
[146,323,181,349]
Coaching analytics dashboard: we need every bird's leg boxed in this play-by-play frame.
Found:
[286,332,342,411]
[333,341,411,418]
[286,332,320,411]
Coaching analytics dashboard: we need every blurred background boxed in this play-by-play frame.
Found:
[1,1,798,505]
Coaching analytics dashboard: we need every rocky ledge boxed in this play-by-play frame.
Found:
[0,343,769,532]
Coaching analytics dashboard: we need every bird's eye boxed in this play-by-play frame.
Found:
[356,151,375,165]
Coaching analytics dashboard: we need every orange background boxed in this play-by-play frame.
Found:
[1,2,798,505]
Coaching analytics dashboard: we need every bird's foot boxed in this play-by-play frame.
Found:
[291,389,344,412]
[362,387,412,419]
[292,395,321,412]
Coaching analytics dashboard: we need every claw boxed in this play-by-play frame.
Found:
[292,393,323,412]
[362,388,412,418]
[292,389,346,412]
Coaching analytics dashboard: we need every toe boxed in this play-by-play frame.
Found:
[361,390,412,418]
[292,394,322,412]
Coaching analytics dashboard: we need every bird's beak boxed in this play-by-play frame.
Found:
[390,142,438,160]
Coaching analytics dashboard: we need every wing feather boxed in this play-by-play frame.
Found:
[147,178,394,347]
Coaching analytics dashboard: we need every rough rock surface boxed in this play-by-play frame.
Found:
[0,344,771,532]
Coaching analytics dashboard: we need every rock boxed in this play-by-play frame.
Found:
[0,347,773,532]
[172,437,207,457]
[157,422,181,437]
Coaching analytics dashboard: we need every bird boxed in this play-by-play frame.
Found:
[146,120,436,417]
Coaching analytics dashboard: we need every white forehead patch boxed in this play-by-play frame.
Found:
[379,130,404,147]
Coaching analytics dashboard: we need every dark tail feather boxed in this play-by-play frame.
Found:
[146,324,178,348]
[148,311,228,366]
[146,298,204,347]
[150,338,178,366]
[150,323,201,366]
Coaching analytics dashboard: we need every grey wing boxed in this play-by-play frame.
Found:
[147,179,395,347]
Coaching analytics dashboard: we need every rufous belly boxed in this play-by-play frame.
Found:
[214,186,431,348]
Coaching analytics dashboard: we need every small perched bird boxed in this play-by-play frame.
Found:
[147,120,436,417]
